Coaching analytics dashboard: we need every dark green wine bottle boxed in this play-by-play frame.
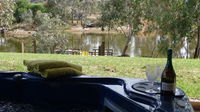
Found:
[161,49,176,95]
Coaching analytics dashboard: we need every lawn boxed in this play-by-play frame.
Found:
[0,52,200,98]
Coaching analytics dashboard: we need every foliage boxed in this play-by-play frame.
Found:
[20,9,33,24]
[33,12,66,53]
[30,3,48,16]
[46,0,100,24]
[0,0,16,27]
[186,0,200,58]
[101,0,144,56]
[33,32,68,53]
[14,0,31,22]
[14,0,47,23]
[34,12,63,31]
[144,0,200,58]
[46,0,76,22]
[144,0,191,45]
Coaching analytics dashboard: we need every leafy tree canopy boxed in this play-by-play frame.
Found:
[14,0,47,23]
[0,0,16,27]
[101,0,144,56]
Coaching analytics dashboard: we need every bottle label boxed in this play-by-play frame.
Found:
[162,82,175,91]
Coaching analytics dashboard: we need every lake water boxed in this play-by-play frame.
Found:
[0,33,196,58]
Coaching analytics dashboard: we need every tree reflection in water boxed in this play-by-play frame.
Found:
[0,33,197,58]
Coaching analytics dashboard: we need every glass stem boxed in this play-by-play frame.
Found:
[149,82,154,89]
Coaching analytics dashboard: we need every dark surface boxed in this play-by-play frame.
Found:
[0,71,194,112]
[0,100,99,112]
[132,82,185,97]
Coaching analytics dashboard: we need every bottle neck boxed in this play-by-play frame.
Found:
[167,55,172,66]
[167,49,173,66]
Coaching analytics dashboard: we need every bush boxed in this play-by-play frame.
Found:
[30,4,48,16]
[20,9,33,24]
[34,12,64,31]
[14,0,48,23]
[14,0,31,23]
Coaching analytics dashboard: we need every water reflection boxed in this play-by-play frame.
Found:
[0,33,196,58]
[0,37,6,46]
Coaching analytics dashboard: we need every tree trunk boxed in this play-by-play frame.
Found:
[186,37,189,58]
[81,18,82,25]
[33,39,37,53]
[194,26,200,58]
[81,17,84,29]
[51,45,57,54]
[71,12,74,24]
[77,17,79,24]
[121,36,131,56]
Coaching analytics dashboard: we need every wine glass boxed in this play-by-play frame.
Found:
[146,65,164,93]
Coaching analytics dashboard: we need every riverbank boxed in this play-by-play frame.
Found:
[5,29,36,37]
[0,52,199,98]
[5,25,156,38]
[65,26,120,34]
[5,27,118,37]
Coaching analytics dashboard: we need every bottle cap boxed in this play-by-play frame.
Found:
[168,49,172,55]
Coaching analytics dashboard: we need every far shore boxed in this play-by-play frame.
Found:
[5,27,119,38]
[65,27,119,34]
[4,26,156,38]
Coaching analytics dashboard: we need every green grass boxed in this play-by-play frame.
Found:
[0,52,200,98]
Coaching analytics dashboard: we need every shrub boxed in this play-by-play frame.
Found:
[30,3,48,16]
[14,0,47,23]
[14,0,31,23]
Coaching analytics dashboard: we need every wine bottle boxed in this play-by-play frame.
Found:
[161,49,176,95]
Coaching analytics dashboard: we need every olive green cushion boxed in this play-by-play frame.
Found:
[23,60,83,78]
[41,67,83,78]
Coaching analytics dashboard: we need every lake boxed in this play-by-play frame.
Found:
[0,33,196,58]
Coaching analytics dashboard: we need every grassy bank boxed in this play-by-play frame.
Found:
[0,52,200,98]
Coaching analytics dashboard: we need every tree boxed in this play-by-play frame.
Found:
[101,0,144,56]
[14,0,31,23]
[46,0,100,25]
[20,9,33,24]
[33,31,69,53]
[46,0,78,23]
[0,0,16,27]
[30,3,48,16]
[75,0,97,25]
[187,0,200,58]
[14,0,47,23]
[144,0,200,58]
[33,12,67,53]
